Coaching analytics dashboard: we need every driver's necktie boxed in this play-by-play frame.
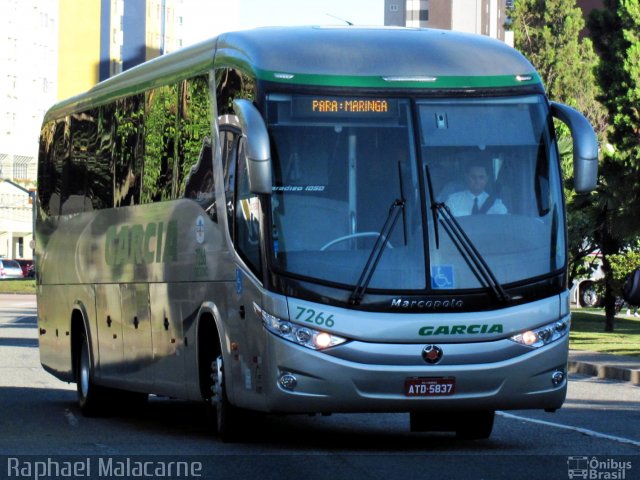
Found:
[472,197,480,214]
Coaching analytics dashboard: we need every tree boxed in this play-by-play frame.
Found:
[510,0,608,310]
[587,0,640,331]
[510,0,607,134]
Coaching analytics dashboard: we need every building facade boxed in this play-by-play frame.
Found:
[385,0,514,45]
[60,0,185,97]
[0,0,185,261]
[0,0,57,259]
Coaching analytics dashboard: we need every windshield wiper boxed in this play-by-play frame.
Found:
[349,198,405,306]
[424,165,510,304]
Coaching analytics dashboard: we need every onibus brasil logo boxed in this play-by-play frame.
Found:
[567,456,632,479]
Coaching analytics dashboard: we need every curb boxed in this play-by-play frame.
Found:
[568,361,640,386]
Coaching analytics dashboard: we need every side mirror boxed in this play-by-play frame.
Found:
[623,268,640,306]
[550,102,599,193]
[232,99,272,194]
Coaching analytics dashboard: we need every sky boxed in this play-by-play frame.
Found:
[182,0,385,46]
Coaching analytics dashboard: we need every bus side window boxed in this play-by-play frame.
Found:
[177,75,215,216]
[234,138,262,276]
[142,84,178,203]
[220,125,241,238]
[91,104,115,210]
[114,95,144,207]
[65,111,97,214]
[37,120,62,218]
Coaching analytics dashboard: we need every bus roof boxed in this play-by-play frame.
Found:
[45,26,541,121]
[216,26,540,89]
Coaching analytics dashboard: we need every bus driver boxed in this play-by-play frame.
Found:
[445,164,507,216]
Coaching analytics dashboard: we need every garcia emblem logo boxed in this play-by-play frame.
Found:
[422,345,443,364]
[195,215,205,244]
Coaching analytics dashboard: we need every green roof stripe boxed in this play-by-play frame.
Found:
[256,68,542,89]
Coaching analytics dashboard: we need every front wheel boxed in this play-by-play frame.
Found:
[455,411,495,440]
[210,354,243,442]
[410,410,494,440]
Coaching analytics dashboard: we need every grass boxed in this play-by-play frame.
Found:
[0,279,35,294]
[570,309,640,357]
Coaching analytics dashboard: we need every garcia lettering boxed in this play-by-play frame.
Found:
[418,324,504,336]
[105,220,178,266]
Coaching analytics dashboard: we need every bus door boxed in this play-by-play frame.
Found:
[226,135,267,408]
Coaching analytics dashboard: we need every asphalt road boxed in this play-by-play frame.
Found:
[0,294,638,480]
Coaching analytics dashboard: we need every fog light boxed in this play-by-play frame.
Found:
[279,373,297,391]
[551,370,565,386]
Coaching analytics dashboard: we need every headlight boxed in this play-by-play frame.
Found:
[509,317,570,348]
[254,303,348,350]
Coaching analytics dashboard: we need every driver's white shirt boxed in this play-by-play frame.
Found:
[445,190,507,216]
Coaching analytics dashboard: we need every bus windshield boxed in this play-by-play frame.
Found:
[266,93,564,293]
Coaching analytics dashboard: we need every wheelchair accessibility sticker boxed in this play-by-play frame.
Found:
[431,265,454,289]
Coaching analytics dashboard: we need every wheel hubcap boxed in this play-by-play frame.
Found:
[211,355,224,425]
[80,343,90,398]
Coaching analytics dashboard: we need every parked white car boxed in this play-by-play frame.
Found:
[0,259,24,279]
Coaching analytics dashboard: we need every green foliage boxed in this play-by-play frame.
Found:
[608,247,640,297]
[510,0,607,134]
[510,0,607,284]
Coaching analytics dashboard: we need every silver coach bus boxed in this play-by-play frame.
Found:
[36,27,598,441]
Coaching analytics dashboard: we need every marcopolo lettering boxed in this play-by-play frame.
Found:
[391,298,464,310]
[418,324,504,336]
[105,220,178,266]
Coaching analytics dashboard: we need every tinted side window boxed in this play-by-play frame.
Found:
[142,84,178,203]
[235,139,262,275]
[90,104,115,210]
[65,111,97,214]
[114,95,144,207]
[49,119,70,216]
[37,120,59,218]
[215,68,256,116]
[177,75,215,217]
[220,125,241,239]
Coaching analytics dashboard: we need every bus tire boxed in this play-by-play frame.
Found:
[76,331,106,417]
[210,353,243,442]
[455,411,494,440]
[410,410,494,440]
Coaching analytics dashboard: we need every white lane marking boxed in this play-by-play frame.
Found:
[498,411,640,448]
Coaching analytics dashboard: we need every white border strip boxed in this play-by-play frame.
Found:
[498,412,640,448]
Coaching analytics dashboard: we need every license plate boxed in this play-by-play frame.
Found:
[405,377,456,397]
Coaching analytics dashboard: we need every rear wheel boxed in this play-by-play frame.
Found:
[76,332,105,416]
[76,330,147,416]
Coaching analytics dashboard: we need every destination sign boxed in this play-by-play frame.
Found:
[293,97,397,118]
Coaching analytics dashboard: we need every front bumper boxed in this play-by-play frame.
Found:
[261,333,569,413]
